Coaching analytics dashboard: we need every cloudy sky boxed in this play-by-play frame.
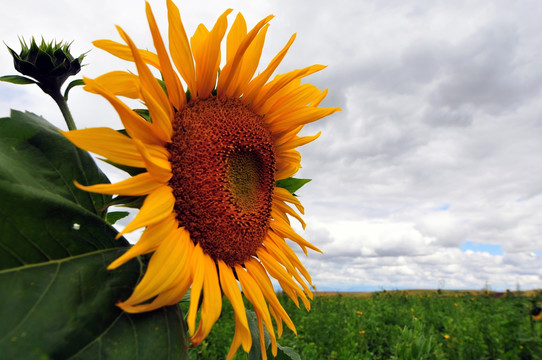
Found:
[2,0,542,292]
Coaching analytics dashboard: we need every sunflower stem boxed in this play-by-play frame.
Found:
[50,90,77,130]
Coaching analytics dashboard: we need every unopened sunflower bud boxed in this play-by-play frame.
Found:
[5,37,84,96]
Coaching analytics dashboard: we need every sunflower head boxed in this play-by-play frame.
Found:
[62,1,340,359]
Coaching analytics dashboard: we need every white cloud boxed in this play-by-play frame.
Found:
[2,0,542,291]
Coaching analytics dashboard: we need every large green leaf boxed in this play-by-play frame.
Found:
[0,249,188,359]
[0,110,110,216]
[0,110,188,358]
[0,110,119,269]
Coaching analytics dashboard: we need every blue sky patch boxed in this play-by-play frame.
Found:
[460,241,504,255]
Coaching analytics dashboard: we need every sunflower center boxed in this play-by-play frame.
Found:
[168,97,275,266]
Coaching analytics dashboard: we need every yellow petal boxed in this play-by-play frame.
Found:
[264,236,314,300]
[266,84,323,117]
[218,261,250,335]
[117,185,174,238]
[226,315,251,359]
[267,230,314,287]
[231,24,269,98]
[245,259,296,334]
[108,214,178,270]
[275,162,299,181]
[93,39,160,68]
[252,65,326,112]
[242,33,296,105]
[269,306,283,338]
[226,13,247,64]
[75,172,161,196]
[218,14,273,97]
[83,77,164,146]
[270,217,321,255]
[272,125,303,148]
[187,243,205,335]
[257,312,269,360]
[258,77,301,115]
[124,228,194,312]
[268,106,340,137]
[167,0,197,94]
[276,149,301,170]
[272,198,306,229]
[257,247,311,310]
[132,138,172,183]
[236,265,277,353]
[60,127,144,168]
[191,9,232,98]
[146,1,185,111]
[276,132,321,151]
[191,252,222,345]
[116,25,173,142]
[90,71,141,99]
[118,226,188,308]
[273,186,304,214]
[257,246,306,295]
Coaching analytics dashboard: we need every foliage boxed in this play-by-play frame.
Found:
[197,290,542,359]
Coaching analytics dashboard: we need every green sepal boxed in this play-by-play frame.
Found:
[275,177,312,195]
[0,74,36,85]
[63,78,85,100]
[106,211,130,225]
[133,109,152,123]
[101,158,146,177]
[107,195,146,209]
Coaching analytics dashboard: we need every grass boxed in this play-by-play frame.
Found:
[186,289,542,359]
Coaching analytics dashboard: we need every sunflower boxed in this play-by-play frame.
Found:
[62,1,339,358]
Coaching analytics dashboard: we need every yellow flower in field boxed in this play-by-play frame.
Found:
[359,330,365,334]
[413,316,418,321]
[62,1,339,359]
[444,334,450,339]
[454,303,458,307]
[411,308,414,312]
[356,311,363,316]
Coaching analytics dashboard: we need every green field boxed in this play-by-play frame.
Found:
[188,290,542,359]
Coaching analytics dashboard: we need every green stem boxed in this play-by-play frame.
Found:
[51,91,77,130]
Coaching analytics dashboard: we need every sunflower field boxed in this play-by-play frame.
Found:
[190,290,542,359]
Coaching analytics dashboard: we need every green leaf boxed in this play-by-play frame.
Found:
[0,110,117,269]
[0,110,189,359]
[0,180,124,270]
[0,110,110,217]
[106,211,130,225]
[0,74,36,85]
[63,78,85,101]
[0,249,188,359]
[275,177,311,195]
